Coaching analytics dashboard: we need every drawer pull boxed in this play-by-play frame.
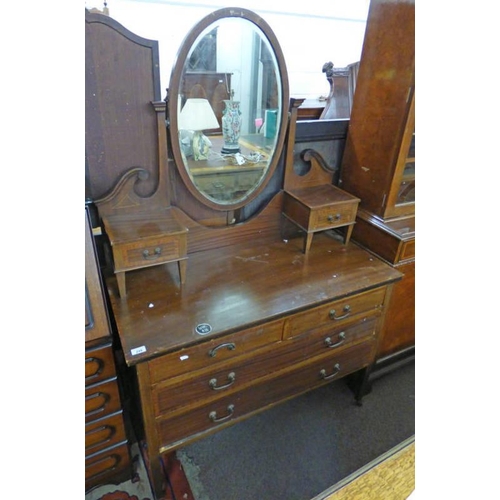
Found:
[209,372,236,391]
[209,342,236,358]
[324,332,346,349]
[327,213,341,222]
[209,404,235,423]
[85,357,104,382]
[142,247,162,260]
[85,391,111,418]
[329,305,351,320]
[85,425,116,450]
[320,363,341,381]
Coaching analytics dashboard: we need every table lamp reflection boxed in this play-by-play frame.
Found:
[179,98,219,161]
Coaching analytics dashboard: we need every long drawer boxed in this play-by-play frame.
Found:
[148,318,283,384]
[85,441,130,489]
[156,340,375,451]
[151,315,378,417]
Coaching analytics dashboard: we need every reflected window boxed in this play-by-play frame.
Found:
[188,28,217,71]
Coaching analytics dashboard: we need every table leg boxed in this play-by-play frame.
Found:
[303,232,314,254]
[344,224,354,245]
[178,259,187,284]
[116,271,126,297]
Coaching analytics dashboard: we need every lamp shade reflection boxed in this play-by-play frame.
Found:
[179,98,219,161]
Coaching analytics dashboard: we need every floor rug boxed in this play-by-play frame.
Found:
[313,436,415,500]
[85,440,195,500]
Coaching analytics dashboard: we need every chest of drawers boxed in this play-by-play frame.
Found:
[85,209,131,491]
[107,233,401,498]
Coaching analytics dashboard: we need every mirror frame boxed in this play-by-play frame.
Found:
[168,7,290,211]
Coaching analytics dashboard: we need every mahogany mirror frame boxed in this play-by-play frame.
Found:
[167,7,290,212]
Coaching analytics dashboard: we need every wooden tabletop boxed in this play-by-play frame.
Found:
[106,232,402,366]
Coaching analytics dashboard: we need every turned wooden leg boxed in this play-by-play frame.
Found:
[116,271,126,298]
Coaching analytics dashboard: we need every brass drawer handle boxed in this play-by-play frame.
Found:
[324,332,346,349]
[209,372,236,391]
[327,213,341,222]
[209,342,236,358]
[209,404,235,423]
[329,305,351,320]
[320,363,341,381]
[142,247,162,260]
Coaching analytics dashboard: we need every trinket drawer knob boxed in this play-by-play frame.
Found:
[327,214,341,222]
[142,247,162,260]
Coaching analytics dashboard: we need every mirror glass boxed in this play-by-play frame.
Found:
[170,9,287,208]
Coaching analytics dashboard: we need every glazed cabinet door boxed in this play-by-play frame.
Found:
[85,209,111,343]
[385,91,415,218]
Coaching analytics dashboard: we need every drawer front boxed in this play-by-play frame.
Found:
[85,411,127,456]
[296,314,378,357]
[85,344,116,386]
[85,441,130,490]
[399,238,415,262]
[113,236,184,271]
[284,287,386,339]
[310,202,358,231]
[152,316,378,416]
[148,319,283,384]
[85,377,122,423]
[156,340,375,450]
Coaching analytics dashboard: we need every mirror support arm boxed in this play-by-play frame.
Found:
[283,98,305,191]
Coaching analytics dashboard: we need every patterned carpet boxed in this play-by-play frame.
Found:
[85,441,194,500]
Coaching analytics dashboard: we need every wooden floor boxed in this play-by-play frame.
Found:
[312,436,415,500]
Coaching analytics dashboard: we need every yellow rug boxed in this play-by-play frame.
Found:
[312,436,415,500]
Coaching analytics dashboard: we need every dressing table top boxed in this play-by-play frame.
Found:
[107,232,401,366]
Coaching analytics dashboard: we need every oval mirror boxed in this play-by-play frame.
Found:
[168,8,289,210]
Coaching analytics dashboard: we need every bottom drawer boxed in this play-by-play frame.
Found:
[156,340,375,451]
[85,441,130,490]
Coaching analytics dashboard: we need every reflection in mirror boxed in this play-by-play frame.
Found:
[171,10,287,208]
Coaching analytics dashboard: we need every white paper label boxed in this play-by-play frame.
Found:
[131,345,147,355]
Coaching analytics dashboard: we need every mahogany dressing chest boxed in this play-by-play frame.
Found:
[85,8,402,498]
